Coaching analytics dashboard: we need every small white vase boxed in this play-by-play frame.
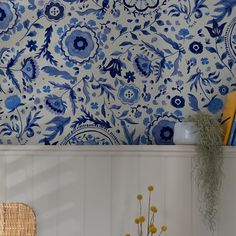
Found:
[173,122,198,145]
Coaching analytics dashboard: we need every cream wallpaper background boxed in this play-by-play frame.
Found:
[0,0,235,145]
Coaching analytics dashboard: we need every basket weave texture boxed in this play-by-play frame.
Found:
[0,203,36,236]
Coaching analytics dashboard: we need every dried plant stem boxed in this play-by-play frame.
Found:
[147,192,151,235]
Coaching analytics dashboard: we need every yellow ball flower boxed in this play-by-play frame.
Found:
[139,216,145,223]
[148,185,154,191]
[150,206,158,213]
[134,218,140,224]
[161,225,167,232]
[149,225,157,234]
[137,194,143,200]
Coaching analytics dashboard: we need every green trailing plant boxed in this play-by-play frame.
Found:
[191,112,224,232]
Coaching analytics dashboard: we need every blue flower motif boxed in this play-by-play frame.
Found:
[43,85,51,93]
[158,84,167,93]
[165,61,174,70]
[118,84,140,105]
[219,85,229,95]
[152,120,175,145]
[176,80,184,87]
[171,96,185,108]
[91,102,98,109]
[44,1,65,22]
[205,19,226,38]
[21,58,39,82]
[124,71,136,83]
[143,117,150,126]
[0,1,18,35]
[201,57,209,65]
[189,57,197,66]
[45,95,67,114]
[5,95,22,111]
[26,40,38,52]
[134,55,153,77]
[179,28,190,37]
[103,58,123,78]
[61,25,99,64]
[189,41,203,54]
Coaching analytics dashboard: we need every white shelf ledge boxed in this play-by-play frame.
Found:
[0,145,235,158]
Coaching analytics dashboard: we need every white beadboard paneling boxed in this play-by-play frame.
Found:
[218,158,236,236]
[165,156,192,236]
[0,156,5,201]
[6,153,33,204]
[111,155,140,236]
[57,155,85,236]
[84,155,112,236]
[32,155,60,236]
[0,145,235,236]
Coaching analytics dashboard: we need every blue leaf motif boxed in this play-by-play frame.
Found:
[69,89,78,115]
[36,26,58,65]
[119,42,134,46]
[0,69,5,76]
[40,116,71,143]
[42,66,77,84]
[188,94,200,111]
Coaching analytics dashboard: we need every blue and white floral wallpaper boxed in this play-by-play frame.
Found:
[0,0,235,145]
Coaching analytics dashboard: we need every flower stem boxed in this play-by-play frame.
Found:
[147,192,151,235]
[215,39,235,78]
[0,66,21,72]
[19,16,44,42]
[16,108,23,142]
[199,79,210,101]
[60,77,84,97]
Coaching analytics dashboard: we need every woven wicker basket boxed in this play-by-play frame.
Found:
[0,203,36,236]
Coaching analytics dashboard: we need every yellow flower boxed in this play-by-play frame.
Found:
[161,225,167,232]
[150,206,158,213]
[149,225,157,234]
[137,194,143,200]
[125,234,131,236]
[148,185,154,191]
[134,218,140,224]
[139,216,145,223]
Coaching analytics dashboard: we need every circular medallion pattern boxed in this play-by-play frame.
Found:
[123,0,160,12]
[61,125,120,145]
[0,0,18,35]
[225,17,236,62]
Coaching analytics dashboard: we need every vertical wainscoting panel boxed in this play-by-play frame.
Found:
[0,156,6,202]
[32,154,60,236]
[57,154,85,236]
[165,156,192,236]
[84,154,112,236]
[111,152,167,236]
[111,153,141,236]
[218,157,236,236]
[5,153,34,204]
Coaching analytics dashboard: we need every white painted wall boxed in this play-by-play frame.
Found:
[0,146,235,236]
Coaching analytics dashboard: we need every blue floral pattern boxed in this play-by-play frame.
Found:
[44,1,65,22]
[61,25,99,64]
[118,84,140,105]
[0,0,235,145]
[0,1,18,35]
